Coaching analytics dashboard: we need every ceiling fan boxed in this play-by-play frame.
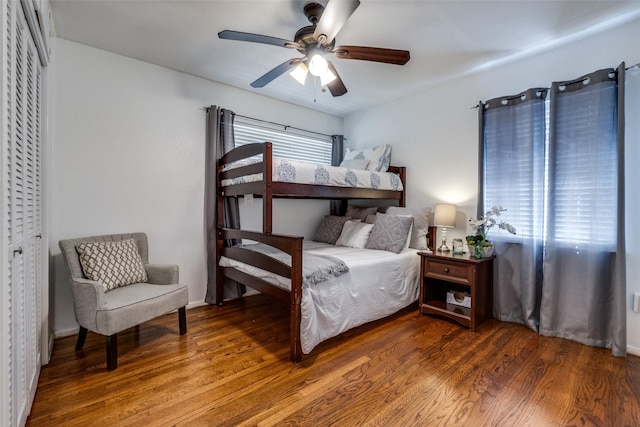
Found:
[218,0,410,97]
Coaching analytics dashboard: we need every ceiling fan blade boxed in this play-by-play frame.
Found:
[250,59,301,88]
[218,30,299,49]
[333,45,410,65]
[313,0,360,45]
[326,61,347,97]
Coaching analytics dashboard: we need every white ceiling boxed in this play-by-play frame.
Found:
[50,0,640,117]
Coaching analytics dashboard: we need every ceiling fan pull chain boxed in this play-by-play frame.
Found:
[314,76,318,103]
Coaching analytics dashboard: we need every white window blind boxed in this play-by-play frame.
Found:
[550,79,618,247]
[233,117,332,164]
[482,92,546,240]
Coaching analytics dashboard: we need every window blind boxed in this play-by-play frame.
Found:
[550,78,618,247]
[482,91,546,240]
[233,118,332,164]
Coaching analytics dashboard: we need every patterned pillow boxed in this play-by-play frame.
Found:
[365,213,414,254]
[76,239,148,291]
[314,215,353,245]
[387,206,432,250]
[344,144,392,172]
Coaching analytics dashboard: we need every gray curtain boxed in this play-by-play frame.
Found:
[481,88,547,332]
[540,66,626,356]
[204,106,243,304]
[330,134,347,216]
[480,65,626,357]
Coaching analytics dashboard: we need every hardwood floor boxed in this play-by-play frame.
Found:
[28,294,640,426]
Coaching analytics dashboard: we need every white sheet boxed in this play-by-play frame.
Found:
[220,241,421,354]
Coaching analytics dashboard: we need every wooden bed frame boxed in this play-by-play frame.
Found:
[215,142,436,362]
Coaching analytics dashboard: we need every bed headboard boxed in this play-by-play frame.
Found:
[427,226,437,253]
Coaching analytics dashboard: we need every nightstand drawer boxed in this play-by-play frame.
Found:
[425,260,469,283]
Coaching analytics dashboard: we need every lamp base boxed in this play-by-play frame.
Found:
[437,237,450,252]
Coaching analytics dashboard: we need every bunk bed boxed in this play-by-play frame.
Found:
[215,142,436,362]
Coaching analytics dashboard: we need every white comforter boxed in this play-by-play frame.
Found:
[222,158,403,191]
[220,241,421,354]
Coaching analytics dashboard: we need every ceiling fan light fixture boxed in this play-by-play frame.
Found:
[320,68,336,86]
[290,62,309,85]
[308,54,328,77]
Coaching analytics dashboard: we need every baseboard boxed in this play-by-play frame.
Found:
[47,332,55,362]
[186,300,208,309]
[627,344,640,357]
[54,326,80,339]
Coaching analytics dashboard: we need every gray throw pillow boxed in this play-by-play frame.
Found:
[387,206,431,250]
[365,213,414,254]
[314,215,352,245]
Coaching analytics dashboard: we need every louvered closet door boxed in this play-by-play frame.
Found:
[2,0,43,425]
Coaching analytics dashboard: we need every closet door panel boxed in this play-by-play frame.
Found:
[2,0,43,424]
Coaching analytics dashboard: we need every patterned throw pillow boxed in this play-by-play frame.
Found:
[365,213,414,254]
[343,144,392,172]
[76,239,148,291]
[387,206,432,250]
[313,215,353,245]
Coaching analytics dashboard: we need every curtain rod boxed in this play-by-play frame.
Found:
[233,114,339,139]
[201,107,342,139]
[472,63,640,108]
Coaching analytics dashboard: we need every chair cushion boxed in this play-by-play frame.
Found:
[95,282,189,335]
[76,239,148,291]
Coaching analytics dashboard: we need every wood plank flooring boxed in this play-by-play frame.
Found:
[27,294,640,426]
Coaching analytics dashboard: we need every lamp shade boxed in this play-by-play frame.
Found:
[434,203,457,227]
[289,62,309,85]
[308,54,328,76]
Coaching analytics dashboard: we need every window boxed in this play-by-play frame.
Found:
[233,117,332,164]
[549,77,618,247]
[482,72,619,248]
[482,89,546,241]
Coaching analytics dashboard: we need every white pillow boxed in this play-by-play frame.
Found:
[336,221,375,248]
[387,206,432,250]
[339,159,370,170]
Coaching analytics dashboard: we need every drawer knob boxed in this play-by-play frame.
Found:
[444,267,450,273]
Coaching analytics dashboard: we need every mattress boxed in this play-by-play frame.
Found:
[222,158,404,191]
[220,241,420,354]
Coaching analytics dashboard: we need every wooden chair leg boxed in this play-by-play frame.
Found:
[106,334,118,371]
[75,327,88,350]
[178,307,187,335]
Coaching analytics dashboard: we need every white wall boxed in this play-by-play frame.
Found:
[51,39,341,336]
[344,17,640,354]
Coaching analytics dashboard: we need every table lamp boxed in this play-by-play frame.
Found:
[434,203,456,252]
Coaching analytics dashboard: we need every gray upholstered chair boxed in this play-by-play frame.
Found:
[59,232,189,370]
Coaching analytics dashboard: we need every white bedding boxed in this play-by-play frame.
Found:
[222,158,403,191]
[220,241,421,354]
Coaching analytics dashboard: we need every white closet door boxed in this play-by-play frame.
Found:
[2,0,43,425]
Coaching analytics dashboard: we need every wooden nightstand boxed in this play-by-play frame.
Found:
[418,251,495,331]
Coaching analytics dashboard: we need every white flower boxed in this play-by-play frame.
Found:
[468,206,516,241]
